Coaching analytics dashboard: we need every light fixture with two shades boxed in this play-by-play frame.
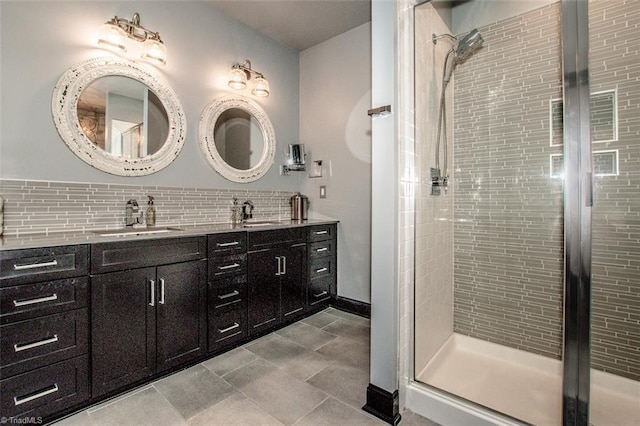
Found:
[228,59,270,97]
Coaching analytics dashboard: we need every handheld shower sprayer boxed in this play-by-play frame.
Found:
[431,28,484,195]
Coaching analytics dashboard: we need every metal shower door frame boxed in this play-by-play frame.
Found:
[561,0,592,425]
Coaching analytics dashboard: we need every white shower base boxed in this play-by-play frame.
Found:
[414,334,640,426]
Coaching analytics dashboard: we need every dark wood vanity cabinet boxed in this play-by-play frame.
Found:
[247,229,307,336]
[90,237,207,398]
[0,245,90,421]
[207,232,248,353]
[308,224,337,307]
[0,222,338,422]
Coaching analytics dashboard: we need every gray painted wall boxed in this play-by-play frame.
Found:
[299,23,372,303]
[0,1,374,305]
[0,1,300,192]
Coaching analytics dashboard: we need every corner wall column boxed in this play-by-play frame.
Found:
[364,0,401,425]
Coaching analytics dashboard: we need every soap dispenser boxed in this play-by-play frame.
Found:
[146,195,156,227]
[231,197,242,224]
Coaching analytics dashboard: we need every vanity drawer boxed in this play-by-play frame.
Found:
[248,228,306,250]
[0,277,88,325]
[208,232,247,255]
[209,275,247,308]
[0,245,88,287]
[308,276,332,306]
[0,354,89,420]
[91,236,206,274]
[310,258,334,280]
[309,240,335,259]
[1,309,89,377]
[209,253,247,280]
[308,224,336,242]
[208,302,247,352]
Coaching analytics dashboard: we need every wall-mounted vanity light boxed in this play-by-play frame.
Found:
[98,12,167,66]
[228,59,270,97]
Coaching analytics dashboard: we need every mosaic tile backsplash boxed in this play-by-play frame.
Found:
[0,179,296,236]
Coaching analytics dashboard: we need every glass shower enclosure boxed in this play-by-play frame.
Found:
[411,0,639,424]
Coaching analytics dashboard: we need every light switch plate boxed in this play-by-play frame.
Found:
[320,186,327,199]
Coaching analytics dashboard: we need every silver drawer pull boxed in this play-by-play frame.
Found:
[218,263,240,270]
[313,291,328,298]
[315,230,328,235]
[149,279,155,307]
[218,322,240,334]
[14,384,59,406]
[218,290,240,300]
[315,267,328,273]
[159,278,166,305]
[13,260,59,271]
[217,241,240,247]
[14,335,59,352]
[13,293,58,307]
[316,247,328,253]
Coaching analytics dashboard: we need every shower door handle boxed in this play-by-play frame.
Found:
[367,105,391,117]
[585,172,593,207]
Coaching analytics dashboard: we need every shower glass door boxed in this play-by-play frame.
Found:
[588,0,640,424]
[413,0,567,424]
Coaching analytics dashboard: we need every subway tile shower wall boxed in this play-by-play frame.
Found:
[453,1,639,381]
[0,179,296,236]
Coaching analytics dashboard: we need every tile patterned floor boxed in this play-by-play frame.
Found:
[55,308,438,426]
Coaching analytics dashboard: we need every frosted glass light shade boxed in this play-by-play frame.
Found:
[228,68,248,90]
[142,38,167,65]
[252,77,270,97]
[97,23,127,53]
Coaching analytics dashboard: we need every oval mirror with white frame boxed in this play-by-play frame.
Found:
[52,56,186,176]
[198,95,275,183]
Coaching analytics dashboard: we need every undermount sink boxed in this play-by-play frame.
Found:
[92,226,184,237]
[241,221,282,228]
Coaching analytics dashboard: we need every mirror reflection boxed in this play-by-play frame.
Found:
[77,76,169,159]
[213,108,264,170]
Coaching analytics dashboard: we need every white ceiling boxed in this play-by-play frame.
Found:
[207,0,371,51]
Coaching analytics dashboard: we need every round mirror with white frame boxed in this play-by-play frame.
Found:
[52,56,186,176]
[198,95,275,183]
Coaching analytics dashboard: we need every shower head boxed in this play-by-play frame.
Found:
[455,29,484,62]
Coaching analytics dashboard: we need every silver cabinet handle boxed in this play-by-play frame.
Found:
[282,256,286,275]
[316,247,328,253]
[217,241,240,247]
[14,384,59,406]
[313,291,328,298]
[275,257,281,276]
[218,323,240,334]
[218,263,240,270]
[316,267,328,273]
[159,278,165,305]
[13,293,58,307]
[149,279,155,307]
[315,230,328,235]
[14,335,59,352]
[13,260,58,271]
[218,290,240,300]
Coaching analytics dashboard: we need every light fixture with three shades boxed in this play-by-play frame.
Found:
[97,12,167,66]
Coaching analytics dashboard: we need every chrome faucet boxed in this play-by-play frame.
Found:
[242,200,254,222]
[125,199,141,227]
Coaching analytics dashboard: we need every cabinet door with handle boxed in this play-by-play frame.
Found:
[247,249,280,335]
[280,243,308,320]
[156,260,207,372]
[91,267,156,397]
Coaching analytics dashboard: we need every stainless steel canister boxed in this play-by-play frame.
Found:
[290,192,309,221]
